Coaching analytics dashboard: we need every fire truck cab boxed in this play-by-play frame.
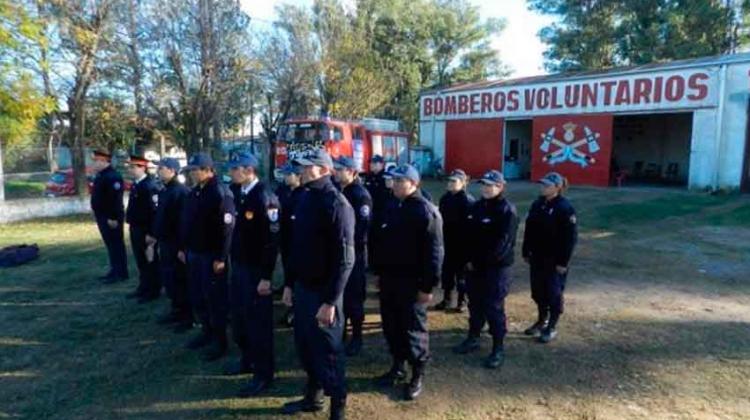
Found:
[274,117,410,177]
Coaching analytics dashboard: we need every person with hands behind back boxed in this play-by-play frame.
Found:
[522,172,578,344]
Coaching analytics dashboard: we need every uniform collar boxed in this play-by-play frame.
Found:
[241,178,259,195]
[198,175,218,190]
[306,175,332,190]
[134,174,148,185]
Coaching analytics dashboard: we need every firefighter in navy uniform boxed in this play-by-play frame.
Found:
[276,163,303,327]
[91,150,129,282]
[281,149,354,420]
[183,153,235,362]
[373,164,444,401]
[124,156,162,303]
[522,172,578,344]
[153,158,193,332]
[363,155,387,268]
[452,170,518,369]
[434,169,474,312]
[333,157,373,357]
[226,153,280,397]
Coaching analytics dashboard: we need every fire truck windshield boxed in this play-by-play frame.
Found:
[279,122,329,143]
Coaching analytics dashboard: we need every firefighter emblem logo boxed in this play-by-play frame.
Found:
[540,122,600,167]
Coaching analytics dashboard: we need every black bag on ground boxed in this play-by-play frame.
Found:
[0,244,40,268]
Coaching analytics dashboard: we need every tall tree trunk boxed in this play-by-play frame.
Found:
[70,105,88,197]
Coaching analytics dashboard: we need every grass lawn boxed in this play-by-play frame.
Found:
[1,180,750,419]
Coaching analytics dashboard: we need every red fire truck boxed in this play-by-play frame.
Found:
[274,117,410,176]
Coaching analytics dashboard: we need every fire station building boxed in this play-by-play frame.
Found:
[418,53,750,191]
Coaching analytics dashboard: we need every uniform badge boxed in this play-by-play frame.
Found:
[152,194,159,204]
[482,218,491,223]
[267,208,279,223]
[244,211,254,220]
[570,215,577,224]
[114,182,121,190]
[360,205,370,217]
[224,213,234,224]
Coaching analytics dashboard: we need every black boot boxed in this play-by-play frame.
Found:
[524,306,549,337]
[375,360,406,387]
[404,364,424,401]
[329,396,346,420]
[483,340,505,369]
[452,336,480,354]
[539,313,559,343]
[452,291,466,313]
[282,386,324,415]
[433,290,453,311]
[539,326,558,343]
[185,329,211,350]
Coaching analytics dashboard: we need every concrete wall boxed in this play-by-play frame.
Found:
[0,197,92,224]
[690,109,718,188]
[718,62,750,187]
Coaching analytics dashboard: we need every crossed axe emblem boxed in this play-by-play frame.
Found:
[540,122,600,168]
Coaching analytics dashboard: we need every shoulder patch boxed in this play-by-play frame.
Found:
[267,208,279,223]
[569,215,577,224]
[359,205,370,218]
[224,212,234,225]
[113,182,121,190]
[152,194,159,204]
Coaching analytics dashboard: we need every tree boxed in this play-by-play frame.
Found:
[428,1,510,87]
[529,0,746,72]
[312,0,396,118]
[42,0,120,196]
[142,0,255,156]
[0,0,54,200]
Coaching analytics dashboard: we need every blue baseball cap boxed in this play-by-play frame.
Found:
[155,157,181,172]
[185,152,214,170]
[228,152,259,169]
[333,156,357,171]
[293,149,334,168]
[278,162,301,175]
[370,155,384,164]
[447,169,468,182]
[477,170,506,186]
[539,172,564,186]
[390,164,420,184]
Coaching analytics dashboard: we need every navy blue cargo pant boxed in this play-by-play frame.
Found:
[530,257,568,327]
[441,253,466,298]
[293,283,346,400]
[379,277,430,367]
[159,240,191,319]
[95,215,128,278]
[343,251,367,331]
[130,225,160,297]
[187,252,228,341]
[231,262,274,381]
[467,266,511,343]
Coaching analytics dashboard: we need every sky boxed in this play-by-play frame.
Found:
[239,0,554,78]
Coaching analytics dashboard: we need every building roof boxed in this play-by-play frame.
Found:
[421,52,750,96]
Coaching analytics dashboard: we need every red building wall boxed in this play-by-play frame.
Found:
[445,119,504,178]
[531,114,614,187]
